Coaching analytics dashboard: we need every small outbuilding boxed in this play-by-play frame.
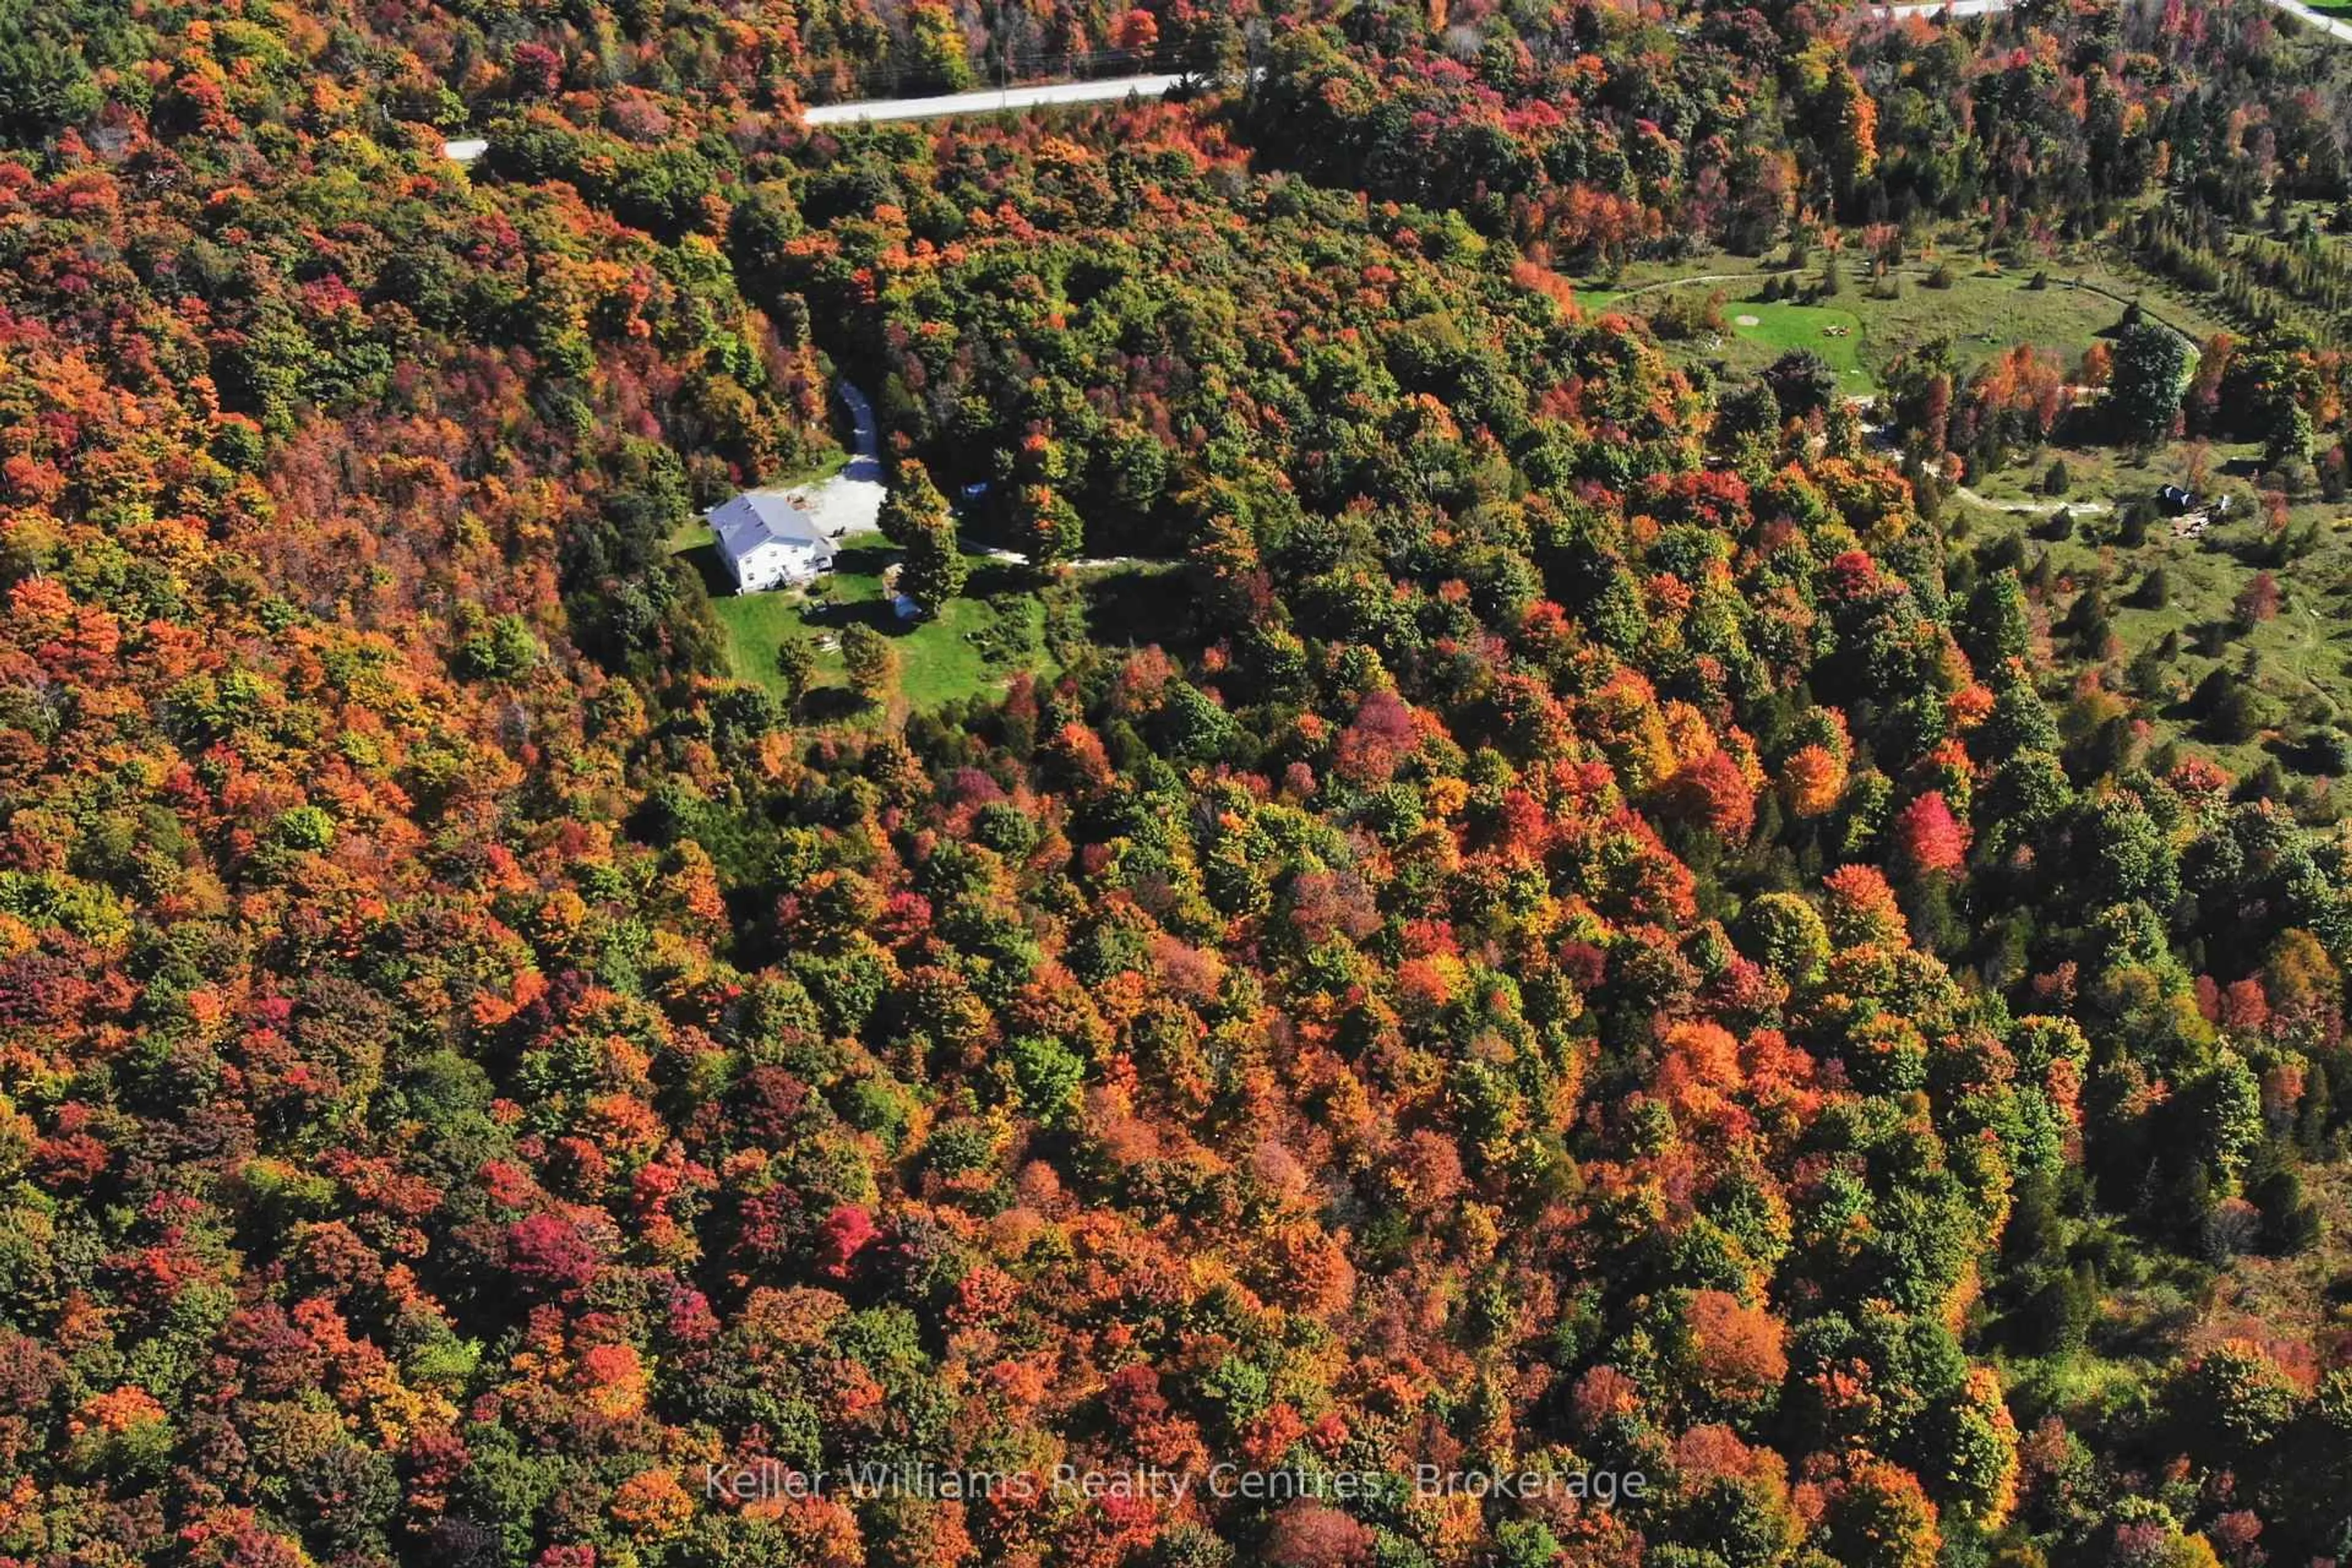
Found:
[709,492,836,594]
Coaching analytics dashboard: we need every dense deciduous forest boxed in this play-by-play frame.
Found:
[9,0,2352,1565]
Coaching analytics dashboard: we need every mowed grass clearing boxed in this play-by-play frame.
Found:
[675,533,1046,712]
[1581,290,1874,390]
[803,545,1044,710]
[1581,257,2229,391]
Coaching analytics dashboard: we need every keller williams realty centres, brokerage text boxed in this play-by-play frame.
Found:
[701,1459,1653,1508]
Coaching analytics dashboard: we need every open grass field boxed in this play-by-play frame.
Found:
[1954,440,2190,510]
[1583,252,2233,392]
[1950,437,2352,799]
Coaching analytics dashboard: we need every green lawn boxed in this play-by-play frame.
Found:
[679,535,1047,714]
[1583,289,1874,388]
[802,543,1045,710]
[1702,298,1869,383]
[704,586,814,695]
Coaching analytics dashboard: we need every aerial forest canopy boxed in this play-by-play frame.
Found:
[8,0,2352,1565]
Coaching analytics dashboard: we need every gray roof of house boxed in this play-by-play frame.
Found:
[709,492,835,565]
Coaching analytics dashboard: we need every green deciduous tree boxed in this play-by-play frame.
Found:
[840,622,899,701]
[881,458,954,549]
[775,631,816,701]
[2109,322,2191,447]
[898,521,968,612]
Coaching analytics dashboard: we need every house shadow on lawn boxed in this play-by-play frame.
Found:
[790,543,910,636]
[678,541,734,598]
[833,542,896,577]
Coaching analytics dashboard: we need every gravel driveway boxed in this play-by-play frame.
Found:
[760,382,884,539]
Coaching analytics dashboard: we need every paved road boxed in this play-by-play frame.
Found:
[1875,0,2352,37]
[1872,0,2012,13]
[2263,0,2352,42]
[804,74,1186,126]
[797,0,2347,132]
[462,0,2348,150]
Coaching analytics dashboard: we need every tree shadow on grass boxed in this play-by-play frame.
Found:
[803,594,910,638]
[796,546,1028,642]
[1082,567,1198,655]
[799,687,873,724]
[970,560,1030,597]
